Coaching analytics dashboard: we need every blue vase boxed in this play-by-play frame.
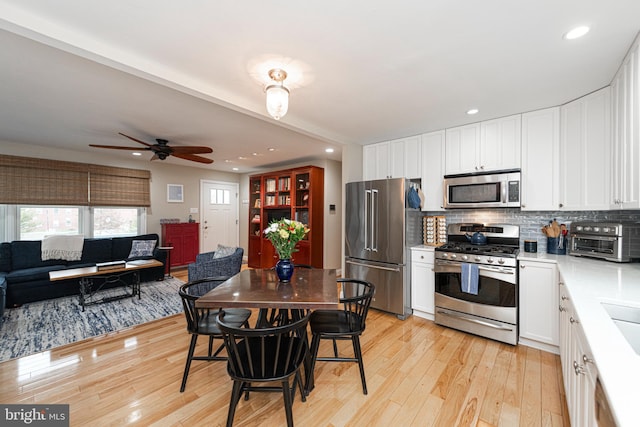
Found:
[275,259,294,282]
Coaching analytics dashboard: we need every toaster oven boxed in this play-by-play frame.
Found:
[569,222,640,262]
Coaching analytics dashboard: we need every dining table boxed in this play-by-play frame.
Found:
[195,267,339,313]
[194,267,340,394]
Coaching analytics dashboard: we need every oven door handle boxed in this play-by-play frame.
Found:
[436,309,514,331]
[434,262,516,275]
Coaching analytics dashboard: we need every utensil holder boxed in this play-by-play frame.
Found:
[547,236,566,255]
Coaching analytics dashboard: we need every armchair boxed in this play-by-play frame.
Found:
[187,247,244,282]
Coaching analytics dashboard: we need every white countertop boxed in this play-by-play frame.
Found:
[518,252,640,427]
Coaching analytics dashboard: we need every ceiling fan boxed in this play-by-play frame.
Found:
[89,133,214,164]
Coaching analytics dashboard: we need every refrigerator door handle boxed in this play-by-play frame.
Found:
[345,259,400,272]
[364,189,371,251]
[371,189,378,252]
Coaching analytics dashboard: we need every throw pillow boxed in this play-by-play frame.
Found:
[213,244,236,259]
[128,240,157,259]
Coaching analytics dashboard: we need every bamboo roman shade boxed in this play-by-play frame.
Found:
[89,165,151,207]
[0,155,151,207]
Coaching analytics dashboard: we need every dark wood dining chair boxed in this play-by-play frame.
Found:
[217,311,311,427]
[306,278,375,394]
[178,277,251,392]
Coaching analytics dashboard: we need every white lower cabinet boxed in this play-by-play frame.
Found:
[518,259,559,353]
[411,247,435,320]
[559,278,598,427]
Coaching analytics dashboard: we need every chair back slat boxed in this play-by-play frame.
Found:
[338,278,375,333]
[179,277,231,333]
[218,312,310,381]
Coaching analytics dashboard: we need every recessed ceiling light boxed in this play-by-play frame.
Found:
[238,156,246,160]
[132,152,142,156]
[564,26,590,40]
[252,152,258,156]
[325,148,334,153]
[224,159,231,163]
[466,108,479,115]
[268,148,275,152]
[232,167,239,171]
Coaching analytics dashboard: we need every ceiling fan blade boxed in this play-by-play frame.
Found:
[89,144,143,151]
[118,132,154,147]
[170,146,213,155]
[172,153,214,164]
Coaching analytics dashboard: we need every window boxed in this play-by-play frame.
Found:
[19,206,81,240]
[93,207,141,237]
[210,189,230,204]
[2,205,145,241]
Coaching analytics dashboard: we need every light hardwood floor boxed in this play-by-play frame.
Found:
[0,268,570,426]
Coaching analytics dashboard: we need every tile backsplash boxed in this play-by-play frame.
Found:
[424,209,640,253]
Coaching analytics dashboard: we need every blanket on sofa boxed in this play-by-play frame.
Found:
[41,234,84,261]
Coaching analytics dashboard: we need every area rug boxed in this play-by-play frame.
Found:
[0,277,185,362]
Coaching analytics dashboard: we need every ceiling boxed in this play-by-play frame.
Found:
[1,1,639,173]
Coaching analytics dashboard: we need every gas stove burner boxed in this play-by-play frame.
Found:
[436,242,519,257]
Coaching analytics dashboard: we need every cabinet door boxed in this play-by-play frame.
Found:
[363,145,378,180]
[480,114,521,171]
[388,139,405,178]
[521,107,560,210]
[611,38,640,209]
[363,142,391,180]
[421,130,445,211]
[410,249,435,318]
[519,260,559,348]
[403,135,422,179]
[559,87,611,210]
[445,123,480,174]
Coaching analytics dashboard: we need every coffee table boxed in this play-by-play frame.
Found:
[49,259,163,311]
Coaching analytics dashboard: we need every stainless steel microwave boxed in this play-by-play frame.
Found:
[443,169,521,209]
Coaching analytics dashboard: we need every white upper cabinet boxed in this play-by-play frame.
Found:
[445,114,521,175]
[480,114,522,171]
[521,107,560,210]
[363,136,422,180]
[559,87,611,211]
[611,35,640,209]
[445,123,481,174]
[420,130,445,211]
[402,136,422,179]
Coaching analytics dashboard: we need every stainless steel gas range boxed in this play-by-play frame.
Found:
[434,223,520,345]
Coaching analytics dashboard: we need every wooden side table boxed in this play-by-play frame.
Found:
[158,246,174,278]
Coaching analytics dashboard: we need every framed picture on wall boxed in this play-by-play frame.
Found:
[167,184,184,203]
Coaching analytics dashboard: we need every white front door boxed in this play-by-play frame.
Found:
[200,180,239,253]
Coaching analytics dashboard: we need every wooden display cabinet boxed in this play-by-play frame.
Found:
[247,166,324,268]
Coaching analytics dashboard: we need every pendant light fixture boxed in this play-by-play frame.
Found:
[265,68,289,120]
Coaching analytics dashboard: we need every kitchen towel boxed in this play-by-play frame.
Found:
[461,263,479,295]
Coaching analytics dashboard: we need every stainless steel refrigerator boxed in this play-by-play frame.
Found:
[345,178,421,320]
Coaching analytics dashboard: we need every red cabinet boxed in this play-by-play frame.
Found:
[161,222,199,267]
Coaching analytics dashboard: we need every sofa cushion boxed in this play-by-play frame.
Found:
[5,265,68,284]
[112,234,158,261]
[11,241,63,270]
[0,242,11,272]
[128,239,157,259]
[79,238,113,264]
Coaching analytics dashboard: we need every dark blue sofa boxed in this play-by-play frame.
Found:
[0,233,166,308]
